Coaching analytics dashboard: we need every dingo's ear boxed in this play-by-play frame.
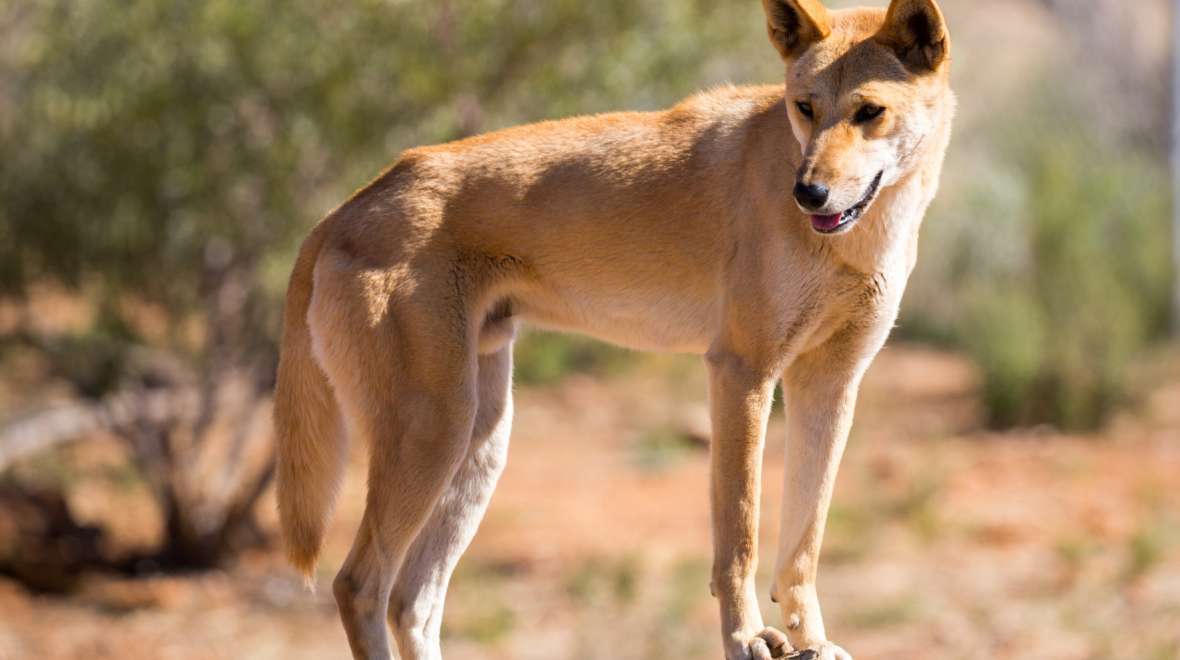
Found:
[876,0,950,72]
[762,0,832,59]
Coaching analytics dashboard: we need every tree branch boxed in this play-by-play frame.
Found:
[0,388,198,471]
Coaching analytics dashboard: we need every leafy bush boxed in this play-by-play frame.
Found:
[0,0,775,393]
[1,0,776,347]
[0,0,776,568]
[513,331,635,386]
[906,126,1171,430]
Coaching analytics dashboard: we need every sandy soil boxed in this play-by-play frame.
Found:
[0,344,1177,660]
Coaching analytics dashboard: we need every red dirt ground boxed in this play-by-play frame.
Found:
[0,345,1177,660]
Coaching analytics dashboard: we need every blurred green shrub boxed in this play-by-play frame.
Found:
[0,0,774,322]
[0,0,780,567]
[513,331,635,386]
[0,0,774,387]
[3,0,1173,429]
[906,123,1171,430]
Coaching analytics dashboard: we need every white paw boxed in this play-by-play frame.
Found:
[725,627,793,660]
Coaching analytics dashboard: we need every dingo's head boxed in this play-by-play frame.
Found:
[762,0,953,234]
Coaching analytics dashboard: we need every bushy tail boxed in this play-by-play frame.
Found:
[274,225,345,581]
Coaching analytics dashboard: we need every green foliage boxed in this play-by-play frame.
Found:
[1,0,774,361]
[513,331,636,386]
[979,136,1168,430]
[906,121,1171,430]
[5,0,1173,427]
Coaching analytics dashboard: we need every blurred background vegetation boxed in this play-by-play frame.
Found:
[3,0,1171,430]
[0,0,1177,658]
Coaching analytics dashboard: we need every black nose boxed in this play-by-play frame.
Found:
[793,181,829,210]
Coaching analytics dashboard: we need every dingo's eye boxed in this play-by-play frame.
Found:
[854,104,885,124]
[795,101,814,120]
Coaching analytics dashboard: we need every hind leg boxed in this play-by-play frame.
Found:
[331,359,477,660]
[315,278,480,660]
[389,344,513,660]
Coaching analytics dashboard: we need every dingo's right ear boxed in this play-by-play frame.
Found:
[876,0,950,72]
[762,0,832,59]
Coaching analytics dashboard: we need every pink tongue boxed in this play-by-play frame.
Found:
[811,213,844,231]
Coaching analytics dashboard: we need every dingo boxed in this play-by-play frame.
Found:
[274,1,954,658]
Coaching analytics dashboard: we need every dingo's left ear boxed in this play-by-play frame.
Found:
[876,0,950,72]
[762,0,832,59]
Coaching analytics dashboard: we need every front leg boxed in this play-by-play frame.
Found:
[706,349,793,660]
[771,344,870,660]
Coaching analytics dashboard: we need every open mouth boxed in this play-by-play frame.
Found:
[810,171,884,235]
